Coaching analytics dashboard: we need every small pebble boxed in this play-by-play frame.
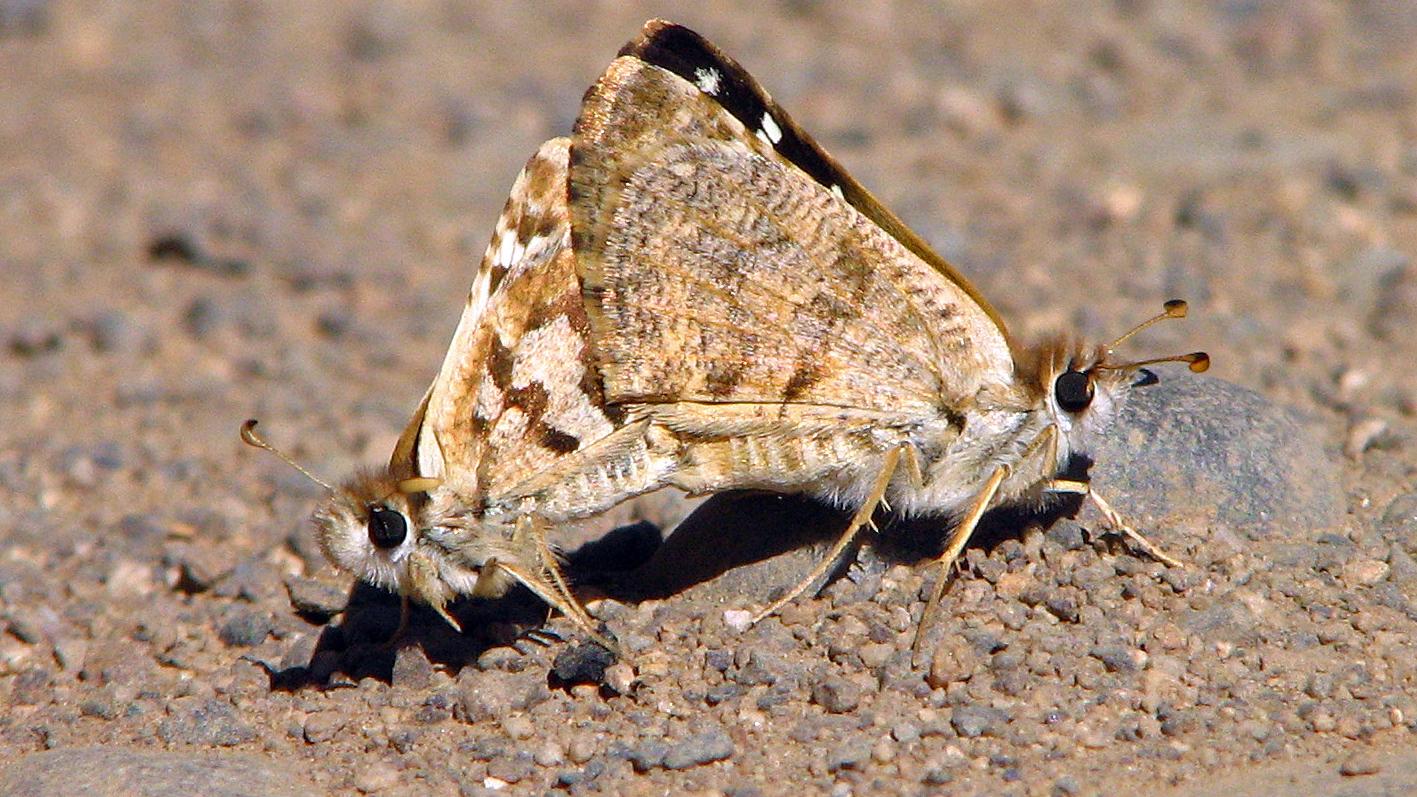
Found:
[603,662,636,695]
[626,741,667,773]
[217,612,272,647]
[303,713,344,744]
[1341,558,1390,587]
[486,754,534,783]
[284,576,348,618]
[811,677,862,714]
[532,741,564,767]
[391,646,435,690]
[891,722,921,743]
[500,714,535,741]
[951,706,1007,739]
[859,642,893,669]
[1339,752,1382,776]
[353,761,401,794]
[723,610,754,633]
[663,730,734,769]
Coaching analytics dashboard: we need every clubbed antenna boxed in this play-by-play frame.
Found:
[1097,300,1209,374]
[240,419,335,493]
[1107,299,1189,353]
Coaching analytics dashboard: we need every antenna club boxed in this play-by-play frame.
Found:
[1187,352,1211,372]
[240,419,264,448]
[238,418,335,493]
[1163,299,1188,318]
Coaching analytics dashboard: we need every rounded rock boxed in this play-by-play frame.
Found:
[1091,376,1345,540]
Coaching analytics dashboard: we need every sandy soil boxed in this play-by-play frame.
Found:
[1,2,1415,795]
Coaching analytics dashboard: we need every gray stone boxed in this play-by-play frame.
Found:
[951,705,1009,738]
[485,753,534,784]
[1092,376,1344,540]
[0,747,314,797]
[391,645,435,690]
[626,741,669,773]
[156,699,256,747]
[217,611,272,647]
[1090,645,1141,673]
[811,676,863,713]
[283,576,348,618]
[662,731,735,769]
[1383,493,1417,547]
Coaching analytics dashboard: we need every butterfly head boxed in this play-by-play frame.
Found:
[1022,301,1209,468]
[311,468,430,592]
[241,420,491,629]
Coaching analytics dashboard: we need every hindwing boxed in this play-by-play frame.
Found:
[570,21,1014,417]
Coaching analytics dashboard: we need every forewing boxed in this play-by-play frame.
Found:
[571,21,1014,414]
[396,138,619,503]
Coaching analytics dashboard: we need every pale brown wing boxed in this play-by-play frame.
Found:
[395,138,621,504]
[571,42,1014,415]
[614,20,1009,336]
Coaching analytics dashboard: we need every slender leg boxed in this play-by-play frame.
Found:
[375,594,414,650]
[750,445,905,625]
[534,529,622,652]
[406,551,463,634]
[1085,489,1183,569]
[498,557,621,655]
[518,516,601,636]
[1042,479,1182,568]
[912,465,1008,655]
[497,516,623,654]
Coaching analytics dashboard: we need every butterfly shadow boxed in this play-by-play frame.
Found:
[587,465,1093,608]
[259,579,574,691]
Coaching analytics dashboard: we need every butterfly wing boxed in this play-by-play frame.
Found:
[392,138,621,507]
[571,20,1015,418]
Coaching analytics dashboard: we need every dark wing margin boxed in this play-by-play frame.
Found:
[621,19,1010,338]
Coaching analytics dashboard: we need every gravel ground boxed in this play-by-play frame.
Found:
[2,2,1415,796]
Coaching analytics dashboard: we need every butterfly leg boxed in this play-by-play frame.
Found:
[406,550,464,633]
[372,595,414,651]
[496,516,623,656]
[750,445,906,625]
[1052,483,1183,569]
[912,464,1008,655]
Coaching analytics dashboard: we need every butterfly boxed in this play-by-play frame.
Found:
[244,138,677,649]
[567,19,1208,643]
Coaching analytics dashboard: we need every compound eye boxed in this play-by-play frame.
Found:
[1054,370,1094,413]
[367,506,407,549]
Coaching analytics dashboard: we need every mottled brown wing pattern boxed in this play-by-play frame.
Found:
[408,138,619,506]
[616,20,1009,337]
[570,47,1015,415]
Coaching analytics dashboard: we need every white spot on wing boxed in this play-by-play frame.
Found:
[693,67,721,96]
[510,316,613,444]
[494,230,516,268]
[467,259,494,320]
[830,184,845,200]
[474,377,503,422]
[759,112,783,145]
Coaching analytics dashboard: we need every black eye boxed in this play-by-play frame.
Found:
[1054,370,1094,413]
[367,507,407,549]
